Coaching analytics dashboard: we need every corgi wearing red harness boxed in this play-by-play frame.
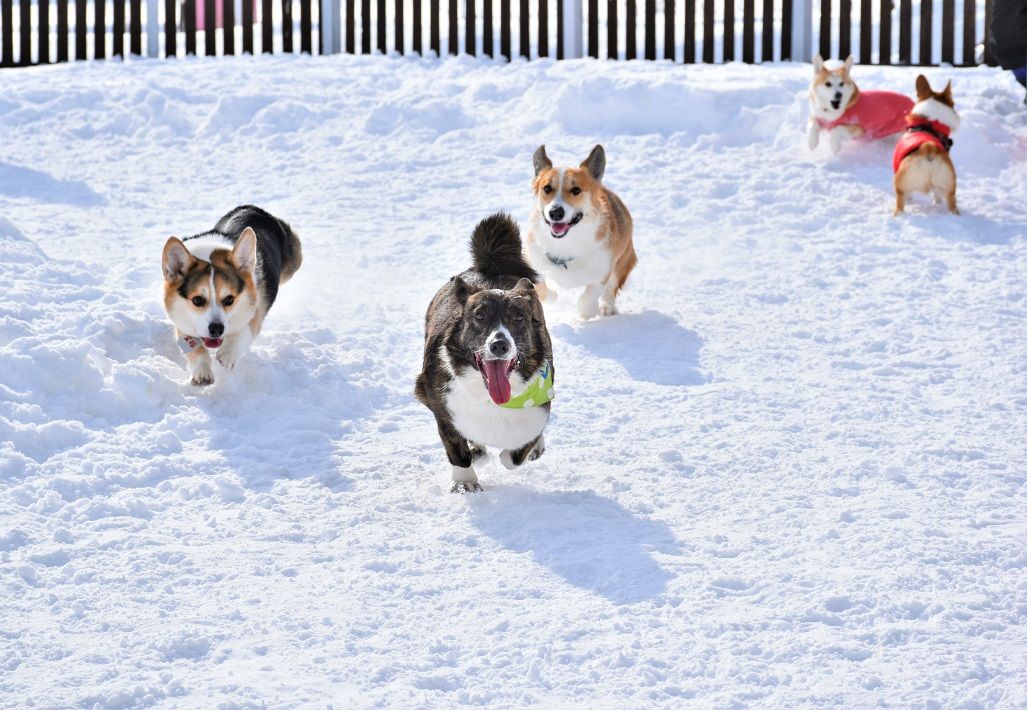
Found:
[807,54,914,154]
[893,75,960,216]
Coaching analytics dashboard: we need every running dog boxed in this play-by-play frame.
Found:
[161,205,302,386]
[893,75,961,215]
[415,213,553,493]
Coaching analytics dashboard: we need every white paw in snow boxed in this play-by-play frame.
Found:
[450,480,483,493]
[216,346,240,371]
[598,301,618,317]
[577,295,599,320]
[190,365,214,387]
[527,436,545,462]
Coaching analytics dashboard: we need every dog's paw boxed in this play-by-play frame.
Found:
[190,368,214,387]
[577,297,599,320]
[598,301,618,317]
[450,480,484,493]
[215,346,240,371]
[527,437,545,462]
[807,127,819,150]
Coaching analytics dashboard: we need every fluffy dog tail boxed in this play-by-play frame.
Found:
[470,212,539,282]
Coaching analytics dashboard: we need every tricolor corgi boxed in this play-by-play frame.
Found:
[415,213,552,493]
[161,205,302,386]
[524,145,637,319]
[807,54,914,153]
[893,75,960,216]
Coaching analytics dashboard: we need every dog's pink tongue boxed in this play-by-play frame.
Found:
[483,359,512,404]
[551,222,570,236]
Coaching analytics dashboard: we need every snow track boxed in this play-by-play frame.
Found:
[1,56,1025,706]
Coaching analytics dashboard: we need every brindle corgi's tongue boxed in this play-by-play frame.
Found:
[482,359,512,404]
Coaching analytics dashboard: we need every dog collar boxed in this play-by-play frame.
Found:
[178,334,202,353]
[905,119,953,151]
[546,252,574,269]
[501,360,554,409]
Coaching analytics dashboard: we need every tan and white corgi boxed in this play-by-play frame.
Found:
[807,54,913,153]
[524,145,636,320]
[893,75,961,216]
[161,205,302,386]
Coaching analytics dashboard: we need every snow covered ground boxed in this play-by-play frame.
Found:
[1,55,1025,707]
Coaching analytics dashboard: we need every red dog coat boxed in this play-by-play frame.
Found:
[892,117,953,173]
[815,90,914,140]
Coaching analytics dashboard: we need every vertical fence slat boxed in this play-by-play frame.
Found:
[378,0,387,52]
[242,0,253,52]
[858,0,870,62]
[57,0,68,61]
[941,0,953,63]
[839,0,850,57]
[429,0,438,54]
[395,0,403,52]
[684,0,694,61]
[465,0,475,53]
[780,0,791,58]
[664,0,673,59]
[39,0,50,62]
[723,0,733,60]
[625,0,635,58]
[606,0,615,57]
[20,0,32,63]
[130,0,140,53]
[878,0,890,62]
[283,0,294,52]
[982,0,993,64]
[960,0,973,65]
[164,0,175,55]
[518,0,528,56]
[644,0,654,59]
[586,0,599,56]
[185,0,197,53]
[114,0,125,56]
[75,0,86,58]
[300,0,311,52]
[499,0,509,58]
[761,0,771,61]
[898,0,910,63]
[742,0,753,62]
[556,0,562,57]
[262,0,272,51]
[361,0,370,51]
[205,0,216,54]
[225,0,236,54]
[818,0,829,57]
[701,0,712,61]
[346,0,355,51]
[483,0,492,55]
[918,0,931,64]
[449,0,457,54]
[538,0,548,55]
[1,0,11,66]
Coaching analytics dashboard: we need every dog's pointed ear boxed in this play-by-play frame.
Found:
[842,55,854,74]
[162,237,193,282]
[230,227,258,274]
[581,144,605,181]
[512,277,536,295]
[915,74,932,101]
[942,79,953,100]
[453,276,482,304]
[513,278,547,322]
[812,53,824,73]
[533,145,552,176]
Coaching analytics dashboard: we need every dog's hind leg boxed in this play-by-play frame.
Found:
[437,421,482,492]
[499,434,545,470]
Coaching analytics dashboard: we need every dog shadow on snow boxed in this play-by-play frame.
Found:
[468,487,679,604]
[551,310,707,387]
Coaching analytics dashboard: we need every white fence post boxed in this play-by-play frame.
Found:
[146,0,160,57]
[791,0,813,62]
[561,0,583,58]
[321,0,341,54]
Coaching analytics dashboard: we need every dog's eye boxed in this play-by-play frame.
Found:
[570,187,581,195]
[543,185,553,194]
[512,312,525,322]
[223,295,235,307]
[474,311,486,321]
[191,296,206,307]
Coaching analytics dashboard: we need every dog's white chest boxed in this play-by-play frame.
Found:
[526,221,612,289]
[445,372,549,451]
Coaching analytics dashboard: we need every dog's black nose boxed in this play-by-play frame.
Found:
[208,322,225,337]
[489,337,511,358]
[549,205,565,222]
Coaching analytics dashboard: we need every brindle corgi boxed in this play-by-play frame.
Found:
[161,205,302,386]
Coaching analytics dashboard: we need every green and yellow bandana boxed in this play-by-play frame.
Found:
[501,360,554,409]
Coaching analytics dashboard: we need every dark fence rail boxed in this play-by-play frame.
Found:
[0,0,998,67]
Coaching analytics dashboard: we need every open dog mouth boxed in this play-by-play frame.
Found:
[474,353,517,404]
[545,212,584,239]
[830,99,842,110]
[201,337,223,349]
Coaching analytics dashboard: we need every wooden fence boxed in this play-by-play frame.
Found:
[0,0,997,67]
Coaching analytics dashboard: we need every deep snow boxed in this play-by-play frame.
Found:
[0,55,1025,707]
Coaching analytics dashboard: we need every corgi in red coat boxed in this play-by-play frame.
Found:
[893,75,961,216]
[807,54,914,154]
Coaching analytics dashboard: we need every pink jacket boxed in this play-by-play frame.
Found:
[815,90,915,140]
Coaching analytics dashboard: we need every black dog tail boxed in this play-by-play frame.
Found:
[469,212,539,282]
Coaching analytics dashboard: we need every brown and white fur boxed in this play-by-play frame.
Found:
[524,145,636,319]
[807,54,863,153]
[161,205,302,386]
[894,76,960,216]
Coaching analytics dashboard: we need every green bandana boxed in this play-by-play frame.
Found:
[501,360,555,409]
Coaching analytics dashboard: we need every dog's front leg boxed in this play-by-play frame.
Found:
[499,434,545,470]
[828,126,847,153]
[185,346,214,387]
[215,326,254,371]
[806,119,820,150]
[577,283,602,320]
[437,421,483,492]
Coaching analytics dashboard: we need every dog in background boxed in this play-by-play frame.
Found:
[161,205,302,386]
[524,145,636,320]
[415,213,553,493]
[893,75,961,215]
[807,54,914,153]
